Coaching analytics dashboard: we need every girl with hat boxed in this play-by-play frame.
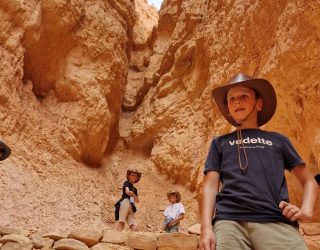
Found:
[115,169,141,231]
[163,191,185,233]
[200,73,318,250]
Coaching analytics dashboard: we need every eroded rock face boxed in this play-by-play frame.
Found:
[0,0,131,166]
[0,0,150,230]
[123,0,320,218]
[133,0,158,46]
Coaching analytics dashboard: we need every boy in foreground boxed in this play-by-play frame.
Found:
[200,73,318,250]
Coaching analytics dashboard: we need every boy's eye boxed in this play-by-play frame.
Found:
[227,94,249,103]
[240,94,248,100]
[228,96,236,103]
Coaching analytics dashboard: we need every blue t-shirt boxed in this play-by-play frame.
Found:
[204,129,305,225]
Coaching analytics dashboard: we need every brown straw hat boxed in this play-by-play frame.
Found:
[167,191,181,203]
[126,169,142,183]
[212,73,277,127]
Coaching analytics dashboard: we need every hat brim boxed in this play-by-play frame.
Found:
[126,169,142,183]
[315,174,320,185]
[167,191,181,203]
[212,78,277,127]
[0,141,11,161]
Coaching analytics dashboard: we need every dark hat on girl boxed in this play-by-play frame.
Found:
[212,73,277,127]
[167,191,181,203]
[126,169,142,183]
[0,141,11,161]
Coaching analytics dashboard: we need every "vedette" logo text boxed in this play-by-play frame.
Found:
[229,137,273,146]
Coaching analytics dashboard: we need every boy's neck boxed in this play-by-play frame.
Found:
[238,124,259,130]
[236,118,259,129]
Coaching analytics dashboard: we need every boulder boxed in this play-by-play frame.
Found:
[69,228,103,247]
[101,230,127,245]
[53,238,89,250]
[157,232,198,250]
[1,242,33,250]
[125,232,157,250]
[91,242,131,250]
[0,234,32,245]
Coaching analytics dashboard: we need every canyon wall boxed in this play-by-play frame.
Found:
[123,0,320,217]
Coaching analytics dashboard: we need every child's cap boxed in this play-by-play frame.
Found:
[211,73,277,127]
[126,169,142,183]
[0,141,11,161]
[167,191,181,202]
[315,174,320,185]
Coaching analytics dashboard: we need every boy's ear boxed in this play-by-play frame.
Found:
[256,98,263,111]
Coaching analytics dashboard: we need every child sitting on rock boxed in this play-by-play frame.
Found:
[115,169,141,231]
[163,191,185,233]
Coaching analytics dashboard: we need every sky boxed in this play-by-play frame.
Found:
[148,0,163,10]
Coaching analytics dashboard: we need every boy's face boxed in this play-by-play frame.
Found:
[226,86,263,125]
[169,194,177,203]
[128,173,138,183]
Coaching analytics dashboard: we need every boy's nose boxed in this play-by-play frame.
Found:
[233,97,241,104]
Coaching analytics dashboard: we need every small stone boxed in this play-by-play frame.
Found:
[188,223,200,235]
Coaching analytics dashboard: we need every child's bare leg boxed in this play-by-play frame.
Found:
[117,199,131,231]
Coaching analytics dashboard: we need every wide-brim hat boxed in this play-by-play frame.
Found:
[167,191,181,203]
[126,169,142,183]
[212,73,277,127]
[0,141,11,161]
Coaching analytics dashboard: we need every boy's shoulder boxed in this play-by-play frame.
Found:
[258,130,289,140]
[212,130,236,141]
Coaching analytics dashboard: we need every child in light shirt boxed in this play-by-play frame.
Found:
[163,191,185,233]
